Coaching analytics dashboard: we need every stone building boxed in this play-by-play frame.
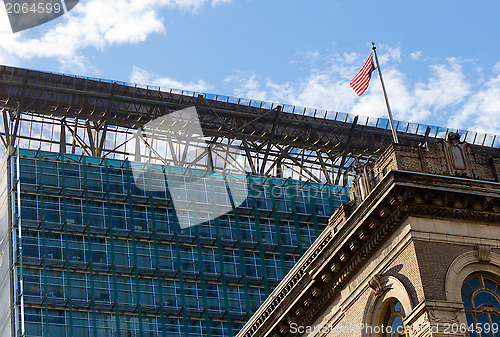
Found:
[236,134,500,337]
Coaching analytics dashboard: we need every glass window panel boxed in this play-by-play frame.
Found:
[474,291,500,308]
[462,274,500,337]
[476,314,492,336]
[468,277,481,291]
[491,313,500,328]
[462,294,471,308]
[484,278,499,294]
[390,316,404,337]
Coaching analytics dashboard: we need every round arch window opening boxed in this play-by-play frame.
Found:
[461,274,500,337]
[382,299,407,337]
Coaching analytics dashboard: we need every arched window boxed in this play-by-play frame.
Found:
[364,275,413,337]
[382,299,406,337]
[461,274,500,336]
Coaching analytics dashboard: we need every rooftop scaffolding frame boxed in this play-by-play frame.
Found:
[0,65,498,185]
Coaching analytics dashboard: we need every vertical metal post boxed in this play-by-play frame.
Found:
[60,119,66,154]
[15,148,25,336]
[225,173,251,320]
[286,179,303,257]
[248,177,269,297]
[209,175,233,334]
[104,159,121,337]
[372,42,399,144]
[268,179,286,279]
[149,195,167,337]
[61,154,74,337]
[124,161,144,337]
[83,158,98,337]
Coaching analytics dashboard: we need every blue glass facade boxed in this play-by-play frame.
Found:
[6,149,349,337]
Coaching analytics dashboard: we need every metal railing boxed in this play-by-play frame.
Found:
[130,83,500,149]
[4,65,499,148]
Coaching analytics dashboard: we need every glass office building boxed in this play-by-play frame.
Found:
[1,149,348,337]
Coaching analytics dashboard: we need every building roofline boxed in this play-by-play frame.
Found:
[237,142,500,337]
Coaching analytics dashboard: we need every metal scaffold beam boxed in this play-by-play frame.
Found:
[0,65,496,185]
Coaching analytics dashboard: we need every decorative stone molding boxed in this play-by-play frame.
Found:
[350,161,377,204]
[321,272,333,283]
[238,145,500,337]
[442,131,474,178]
[368,274,383,296]
[328,204,351,231]
[428,309,460,324]
[417,300,471,337]
[302,296,314,308]
[475,244,491,262]
[311,286,322,298]
[445,250,500,304]
[401,303,432,337]
[363,275,414,337]
[330,262,341,273]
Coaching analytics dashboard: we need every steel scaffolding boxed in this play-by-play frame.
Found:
[1,65,499,185]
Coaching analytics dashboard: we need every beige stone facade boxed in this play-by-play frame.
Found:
[237,134,500,337]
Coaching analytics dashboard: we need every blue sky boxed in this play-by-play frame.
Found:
[1,0,499,135]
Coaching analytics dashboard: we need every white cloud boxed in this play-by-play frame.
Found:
[224,50,406,118]
[411,51,423,60]
[393,57,472,123]
[0,0,230,73]
[210,0,232,7]
[224,52,371,114]
[130,65,212,92]
[493,61,500,74]
[224,71,269,101]
[225,51,500,135]
[378,45,402,64]
[415,58,471,108]
[448,74,500,133]
[352,68,413,120]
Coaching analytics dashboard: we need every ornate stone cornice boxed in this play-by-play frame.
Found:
[237,169,500,337]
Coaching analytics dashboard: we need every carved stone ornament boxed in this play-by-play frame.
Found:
[442,132,473,177]
[423,311,429,324]
[428,310,460,324]
[368,274,383,295]
[476,244,491,262]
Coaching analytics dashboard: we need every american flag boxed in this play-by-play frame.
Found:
[350,53,375,96]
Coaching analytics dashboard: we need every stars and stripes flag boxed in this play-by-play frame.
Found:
[350,53,376,96]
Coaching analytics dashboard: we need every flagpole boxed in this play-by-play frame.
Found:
[371,42,399,144]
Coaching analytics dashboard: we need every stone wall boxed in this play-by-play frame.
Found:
[303,215,500,337]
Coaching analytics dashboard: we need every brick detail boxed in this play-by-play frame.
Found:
[413,240,471,300]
